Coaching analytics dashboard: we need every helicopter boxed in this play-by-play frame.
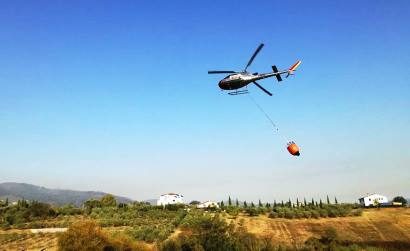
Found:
[208,43,301,96]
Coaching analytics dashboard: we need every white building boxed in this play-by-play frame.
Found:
[157,193,184,206]
[197,201,219,209]
[358,194,388,207]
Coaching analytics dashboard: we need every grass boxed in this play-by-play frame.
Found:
[0,232,58,251]
[232,208,410,249]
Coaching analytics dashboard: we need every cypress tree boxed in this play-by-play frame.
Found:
[304,198,307,207]
[236,198,239,207]
[281,200,284,207]
[311,198,315,206]
[221,200,224,208]
[265,202,270,208]
[251,202,255,207]
[334,197,338,204]
[274,200,277,207]
[228,196,232,206]
[5,198,8,206]
[258,199,263,207]
[288,198,292,207]
[327,195,330,204]
[244,201,248,208]
[319,199,323,208]
[296,198,299,207]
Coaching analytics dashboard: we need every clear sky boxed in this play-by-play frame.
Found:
[1,0,409,203]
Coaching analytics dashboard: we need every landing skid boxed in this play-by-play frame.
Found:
[228,90,249,95]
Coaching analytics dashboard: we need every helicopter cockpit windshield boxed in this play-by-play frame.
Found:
[225,74,240,80]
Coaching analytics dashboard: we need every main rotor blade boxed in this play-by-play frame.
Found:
[208,70,236,74]
[244,43,264,72]
[253,81,272,96]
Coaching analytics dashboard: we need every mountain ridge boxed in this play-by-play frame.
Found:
[0,182,133,206]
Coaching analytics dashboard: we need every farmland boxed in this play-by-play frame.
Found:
[1,207,409,250]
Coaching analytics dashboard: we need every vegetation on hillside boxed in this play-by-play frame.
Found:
[1,194,409,250]
[0,182,132,206]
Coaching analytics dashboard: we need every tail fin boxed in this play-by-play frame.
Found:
[271,65,282,82]
[286,60,302,77]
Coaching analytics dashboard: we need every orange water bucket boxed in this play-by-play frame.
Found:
[287,142,300,156]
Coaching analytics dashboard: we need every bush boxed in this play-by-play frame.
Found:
[162,214,275,251]
[225,206,240,217]
[284,210,295,219]
[128,224,173,242]
[58,220,150,251]
[294,210,304,219]
[321,227,338,244]
[245,207,259,217]
[328,208,339,217]
[351,208,363,216]
[57,205,83,216]
[303,210,312,218]
[311,210,320,219]
[58,220,109,250]
[319,209,328,218]
[163,204,185,211]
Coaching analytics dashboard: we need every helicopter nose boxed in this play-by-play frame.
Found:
[218,81,226,89]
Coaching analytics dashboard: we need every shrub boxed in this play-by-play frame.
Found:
[310,210,320,219]
[351,208,363,216]
[294,210,304,219]
[225,206,240,217]
[162,214,275,251]
[58,220,109,250]
[328,208,339,217]
[303,210,312,218]
[128,224,173,242]
[321,227,338,244]
[57,205,82,216]
[284,210,295,219]
[245,207,259,217]
[164,204,185,211]
[58,220,150,251]
[319,209,328,218]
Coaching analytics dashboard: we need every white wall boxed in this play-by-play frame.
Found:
[359,194,388,207]
[157,194,184,206]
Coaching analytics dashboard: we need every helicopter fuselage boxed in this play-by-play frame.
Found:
[218,72,277,90]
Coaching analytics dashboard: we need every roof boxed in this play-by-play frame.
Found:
[160,193,182,196]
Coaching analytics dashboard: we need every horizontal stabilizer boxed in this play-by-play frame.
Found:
[271,65,282,82]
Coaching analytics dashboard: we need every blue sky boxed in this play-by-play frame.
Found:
[1,1,409,202]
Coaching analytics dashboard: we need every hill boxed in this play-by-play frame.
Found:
[0,182,132,206]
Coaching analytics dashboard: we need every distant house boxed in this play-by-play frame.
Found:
[197,201,219,209]
[157,193,184,206]
[358,194,388,207]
